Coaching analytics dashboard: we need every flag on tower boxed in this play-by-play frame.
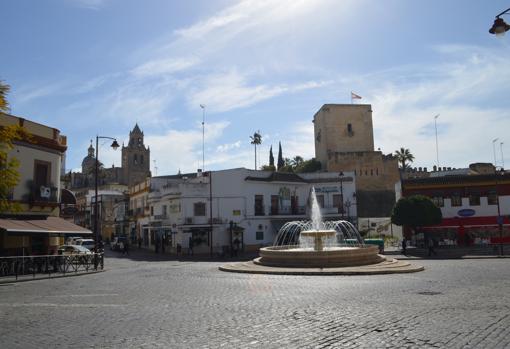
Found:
[351,91,362,100]
[350,92,362,104]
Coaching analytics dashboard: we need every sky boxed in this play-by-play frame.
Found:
[2,0,510,175]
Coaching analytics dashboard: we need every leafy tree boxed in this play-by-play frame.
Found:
[391,195,442,234]
[294,158,322,173]
[394,147,415,170]
[250,131,262,170]
[277,141,284,170]
[260,164,276,171]
[0,81,10,112]
[0,124,29,213]
[269,145,274,167]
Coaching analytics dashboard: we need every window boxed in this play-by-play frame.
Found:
[270,195,279,215]
[194,202,206,216]
[333,194,343,214]
[488,190,498,205]
[432,196,444,207]
[255,195,264,216]
[134,154,138,165]
[469,193,480,206]
[347,123,353,135]
[162,205,167,217]
[34,160,51,187]
[315,194,324,208]
[34,160,51,200]
[150,206,154,216]
[256,231,264,240]
[451,193,462,207]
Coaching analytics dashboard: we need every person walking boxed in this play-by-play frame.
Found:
[427,238,436,257]
[188,236,194,256]
[123,240,129,255]
[402,238,407,256]
[138,236,142,249]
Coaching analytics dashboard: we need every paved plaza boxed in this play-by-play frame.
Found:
[0,250,509,348]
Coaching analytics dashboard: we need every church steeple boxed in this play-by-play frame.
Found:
[128,123,144,147]
[87,140,94,157]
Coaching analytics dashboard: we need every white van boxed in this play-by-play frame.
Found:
[76,238,96,251]
[66,236,82,245]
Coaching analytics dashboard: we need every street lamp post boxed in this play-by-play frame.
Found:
[339,171,344,219]
[94,136,119,258]
[495,167,505,256]
[489,8,510,36]
[493,138,499,167]
[200,104,206,171]
[434,114,440,169]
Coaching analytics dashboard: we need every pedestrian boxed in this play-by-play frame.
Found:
[427,238,436,257]
[161,237,165,253]
[123,240,129,255]
[233,238,240,257]
[402,238,407,256]
[188,236,194,256]
[138,236,142,249]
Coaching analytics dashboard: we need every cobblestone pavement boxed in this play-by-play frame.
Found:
[0,250,509,348]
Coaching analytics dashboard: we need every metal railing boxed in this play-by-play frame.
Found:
[0,253,104,281]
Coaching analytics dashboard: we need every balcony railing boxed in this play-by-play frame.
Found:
[270,206,306,216]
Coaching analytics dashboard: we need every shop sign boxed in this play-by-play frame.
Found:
[315,186,339,193]
[457,209,475,217]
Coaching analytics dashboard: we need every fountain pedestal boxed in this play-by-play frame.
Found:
[300,230,336,251]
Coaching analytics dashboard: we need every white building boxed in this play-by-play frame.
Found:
[142,168,356,255]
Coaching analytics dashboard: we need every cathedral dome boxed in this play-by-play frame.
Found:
[81,142,96,174]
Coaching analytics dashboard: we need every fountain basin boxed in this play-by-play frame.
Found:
[255,244,384,268]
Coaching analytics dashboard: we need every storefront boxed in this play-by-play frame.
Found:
[0,216,93,256]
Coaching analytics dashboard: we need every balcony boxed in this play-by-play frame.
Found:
[153,214,167,220]
[269,206,307,216]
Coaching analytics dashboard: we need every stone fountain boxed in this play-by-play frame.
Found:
[219,187,424,275]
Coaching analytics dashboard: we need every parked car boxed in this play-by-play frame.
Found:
[110,236,127,251]
[57,245,93,255]
[75,239,96,251]
[65,236,83,245]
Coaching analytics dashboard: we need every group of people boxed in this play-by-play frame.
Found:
[401,237,437,257]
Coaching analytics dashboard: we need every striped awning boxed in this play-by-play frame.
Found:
[0,217,92,236]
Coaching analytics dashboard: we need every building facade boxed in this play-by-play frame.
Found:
[0,113,91,255]
[131,168,357,255]
[313,104,400,217]
[402,173,510,247]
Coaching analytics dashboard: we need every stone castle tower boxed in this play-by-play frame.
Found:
[313,104,399,217]
[122,124,151,186]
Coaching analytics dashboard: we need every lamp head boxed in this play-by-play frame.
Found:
[111,139,120,150]
[489,17,510,36]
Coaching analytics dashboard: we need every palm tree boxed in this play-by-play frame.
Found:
[290,155,304,168]
[0,81,10,112]
[250,131,262,170]
[394,147,415,170]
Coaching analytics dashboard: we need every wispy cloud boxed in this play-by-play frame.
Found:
[69,0,108,10]
[189,70,331,112]
[131,57,200,78]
